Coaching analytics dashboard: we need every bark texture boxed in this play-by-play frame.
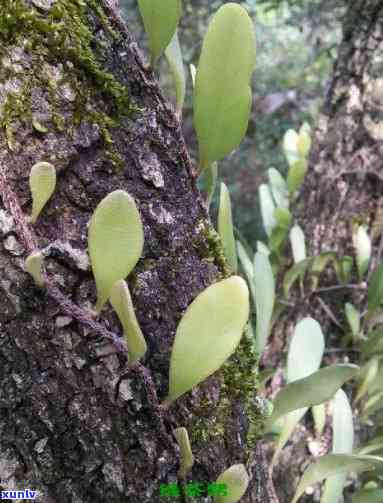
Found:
[0,2,264,502]
[268,1,383,501]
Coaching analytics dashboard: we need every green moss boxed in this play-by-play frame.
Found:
[0,0,134,166]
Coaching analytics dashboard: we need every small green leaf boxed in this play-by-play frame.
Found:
[283,129,300,166]
[29,161,56,223]
[289,225,306,264]
[287,159,308,195]
[297,130,312,158]
[237,241,255,303]
[274,208,292,228]
[165,30,186,115]
[138,0,182,65]
[109,280,147,363]
[268,168,289,209]
[32,119,48,133]
[353,225,371,280]
[283,258,312,298]
[253,252,275,356]
[25,251,45,288]
[268,365,359,428]
[173,427,194,479]
[214,464,249,503]
[311,252,337,290]
[355,357,380,404]
[360,328,383,356]
[321,389,354,503]
[259,183,276,238]
[202,162,218,206]
[167,276,249,403]
[345,303,360,339]
[88,190,144,313]
[368,262,383,313]
[218,183,237,273]
[272,318,324,462]
[291,455,379,503]
[335,256,354,284]
[194,3,256,169]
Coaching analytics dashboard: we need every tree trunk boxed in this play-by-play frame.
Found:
[0,2,268,502]
[269,1,383,501]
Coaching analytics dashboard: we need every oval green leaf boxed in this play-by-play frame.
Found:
[88,190,144,313]
[167,276,249,403]
[109,280,147,363]
[253,252,275,356]
[218,183,237,273]
[267,364,359,428]
[138,0,182,65]
[214,464,249,503]
[289,225,306,264]
[29,161,56,223]
[268,167,289,209]
[194,3,256,169]
[259,183,276,238]
[353,225,371,280]
[287,159,308,195]
[345,303,360,339]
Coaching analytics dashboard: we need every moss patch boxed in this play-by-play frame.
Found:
[0,0,134,167]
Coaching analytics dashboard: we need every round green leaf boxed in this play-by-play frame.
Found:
[29,161,56,223]
[194,3,256,169]
[88,190,144,313]
[138,0,182,65]
[167,276,249,403]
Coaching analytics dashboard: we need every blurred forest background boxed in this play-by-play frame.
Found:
[119,0,344,248]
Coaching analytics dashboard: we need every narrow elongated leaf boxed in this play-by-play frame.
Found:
[253,252,275,356]
[204,162,218,206]
[353,226,371,280]
[297,130,312,158]
[361,328,383,356]
[214,464,249,503]
[190,63,196,87]
[274,208,292,228]
[218,183,238,273]
[138,0,182,65]
[88,190,144,312]
[194,3,256,169]
[356,435,383,455]
[321,389,354,503]
[25,251,45,288]
[173,427,194,478]
[29,161,56,223]
[167,276,249,403]
[272,318,324,461]
[237,241,255,304]
[268,168,289,209]
[311,252,337,290]
[259,184,276,238]
[287,159,308,195]
[290,225,306,264]
[109,280,147,363]
[268,365,359,427]
[291,455,378,503]
[368,262,383,313]
[257,241,271,255]
[272,409,307,466]
[165,30,186,114]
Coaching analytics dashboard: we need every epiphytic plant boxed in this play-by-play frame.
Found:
[109,279,147,363]
[29,161,56,223]
[88,190,144,313]
[214,464,249,503]
[193,3,256,171]
[166,276,249,403]
[138,0,182,66]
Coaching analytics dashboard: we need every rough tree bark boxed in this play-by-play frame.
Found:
[268,1,383,501]
[0,2,273,503]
